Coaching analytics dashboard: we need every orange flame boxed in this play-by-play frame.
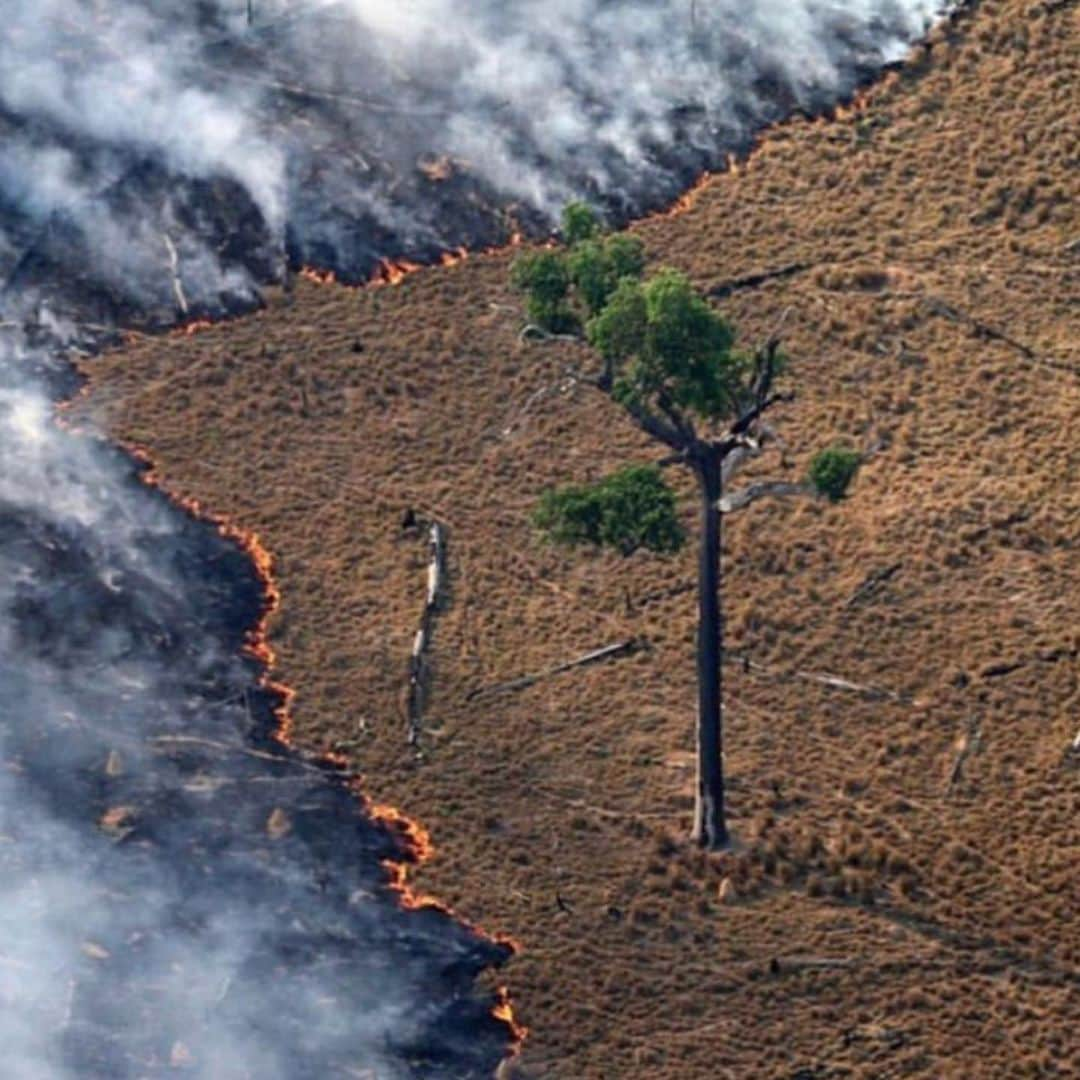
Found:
[300,266,337,285]
[493,983,528,1073]
[98,431,524,1056]
[370,257,424,286]
[177,319,215,338]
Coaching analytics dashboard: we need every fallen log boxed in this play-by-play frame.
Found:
[925,296,1077,376]
[946,718,981,795]
[466,638,644,701]
[707,261,811,299]
[406,521,446,748]
[726,651,918,705]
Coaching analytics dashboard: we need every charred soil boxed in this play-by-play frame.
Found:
[81,2,1079,1076]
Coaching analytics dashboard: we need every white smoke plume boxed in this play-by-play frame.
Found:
[0,1,954,1076]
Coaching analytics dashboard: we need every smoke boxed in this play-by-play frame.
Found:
[0,335,511,1077]
[0,1,952,1076]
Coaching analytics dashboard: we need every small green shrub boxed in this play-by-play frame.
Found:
[808,446,861,502]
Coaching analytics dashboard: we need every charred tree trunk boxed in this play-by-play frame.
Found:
[692,447,728,849]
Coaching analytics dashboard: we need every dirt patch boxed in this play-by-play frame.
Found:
[79,3,1079,1076]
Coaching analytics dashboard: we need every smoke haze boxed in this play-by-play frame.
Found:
[0,1,951,1076]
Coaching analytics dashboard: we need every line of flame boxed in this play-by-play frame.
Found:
[100,437,524,1065]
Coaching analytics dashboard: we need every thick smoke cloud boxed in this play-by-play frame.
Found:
[0,0,951,306]
[0,1,951,1076]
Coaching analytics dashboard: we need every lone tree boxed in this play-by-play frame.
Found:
[519,205,858,850]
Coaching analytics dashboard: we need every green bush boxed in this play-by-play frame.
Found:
[510,249,578,333]
[561,201,602,245]
[808,446,861,501]
[532,464,684,556]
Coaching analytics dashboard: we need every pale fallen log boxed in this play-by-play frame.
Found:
[466,638,644,701]
[946,718,981,795]
[161,233,189,315]
[727,652,918,705]
[775,955,857,972]
[406,522,446,748]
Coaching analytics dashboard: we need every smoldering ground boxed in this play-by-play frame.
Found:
[0,1,952,1077]
[0,337,512,1078]
[0,0,952,310]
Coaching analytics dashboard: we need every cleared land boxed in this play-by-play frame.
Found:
[80,2,1078,1076]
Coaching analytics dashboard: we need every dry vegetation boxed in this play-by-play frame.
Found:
[78,2,1078,1076]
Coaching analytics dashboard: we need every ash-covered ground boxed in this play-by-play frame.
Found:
[0,2,954,1077]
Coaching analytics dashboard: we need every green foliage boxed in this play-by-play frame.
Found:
[511,203,646,330]
[561,201,602,246]
[590,269,746,423]
[604,232,647,282]
[510,249,578,333]
[532,465,685,557]
[568,234,647,317]
[566,240,610,316]
[586,277,648,363]
[808,446,861,502]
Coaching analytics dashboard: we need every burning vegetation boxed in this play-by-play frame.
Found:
[9,0,1067,1078]
[75,1,1079,1076]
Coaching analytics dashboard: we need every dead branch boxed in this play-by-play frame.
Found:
[718,480,813,515]
[466,638,644,701]
[727,652,918,705]
[406,521,446,748]
[149,735,325,772]
[161,233,189,316]
[500,368,583,438]
[946,717,982,795]
[775,955,857,972]
[925,296,1077,376]
[518,323,584,345]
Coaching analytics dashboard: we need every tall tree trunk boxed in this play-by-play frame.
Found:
[691,449,728,849]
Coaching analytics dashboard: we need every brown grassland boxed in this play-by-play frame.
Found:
[78,1,1078,1076]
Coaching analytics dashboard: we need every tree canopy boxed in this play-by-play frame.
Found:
[532,464,684,557]
[511,202,646,333]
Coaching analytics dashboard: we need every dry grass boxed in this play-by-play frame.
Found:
[78,2,1079,1076]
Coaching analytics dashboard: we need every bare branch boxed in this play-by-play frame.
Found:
[730,389,795,438]
[718,480,814,515]
[620,397,689,452]
[518,323,583,344]
[657,389,697,444]
[728,338,794,437]
[656,451,690,469]
[719,440,764,485]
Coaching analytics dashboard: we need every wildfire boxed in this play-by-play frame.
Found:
[300,266,337,285]
[439,246,469,269]
[493,985,528,1043]
[417,154,456,183]
[102,433,524,1053]
[178,319,215,337]
[123,446,296,742]
[370,257,424,286]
